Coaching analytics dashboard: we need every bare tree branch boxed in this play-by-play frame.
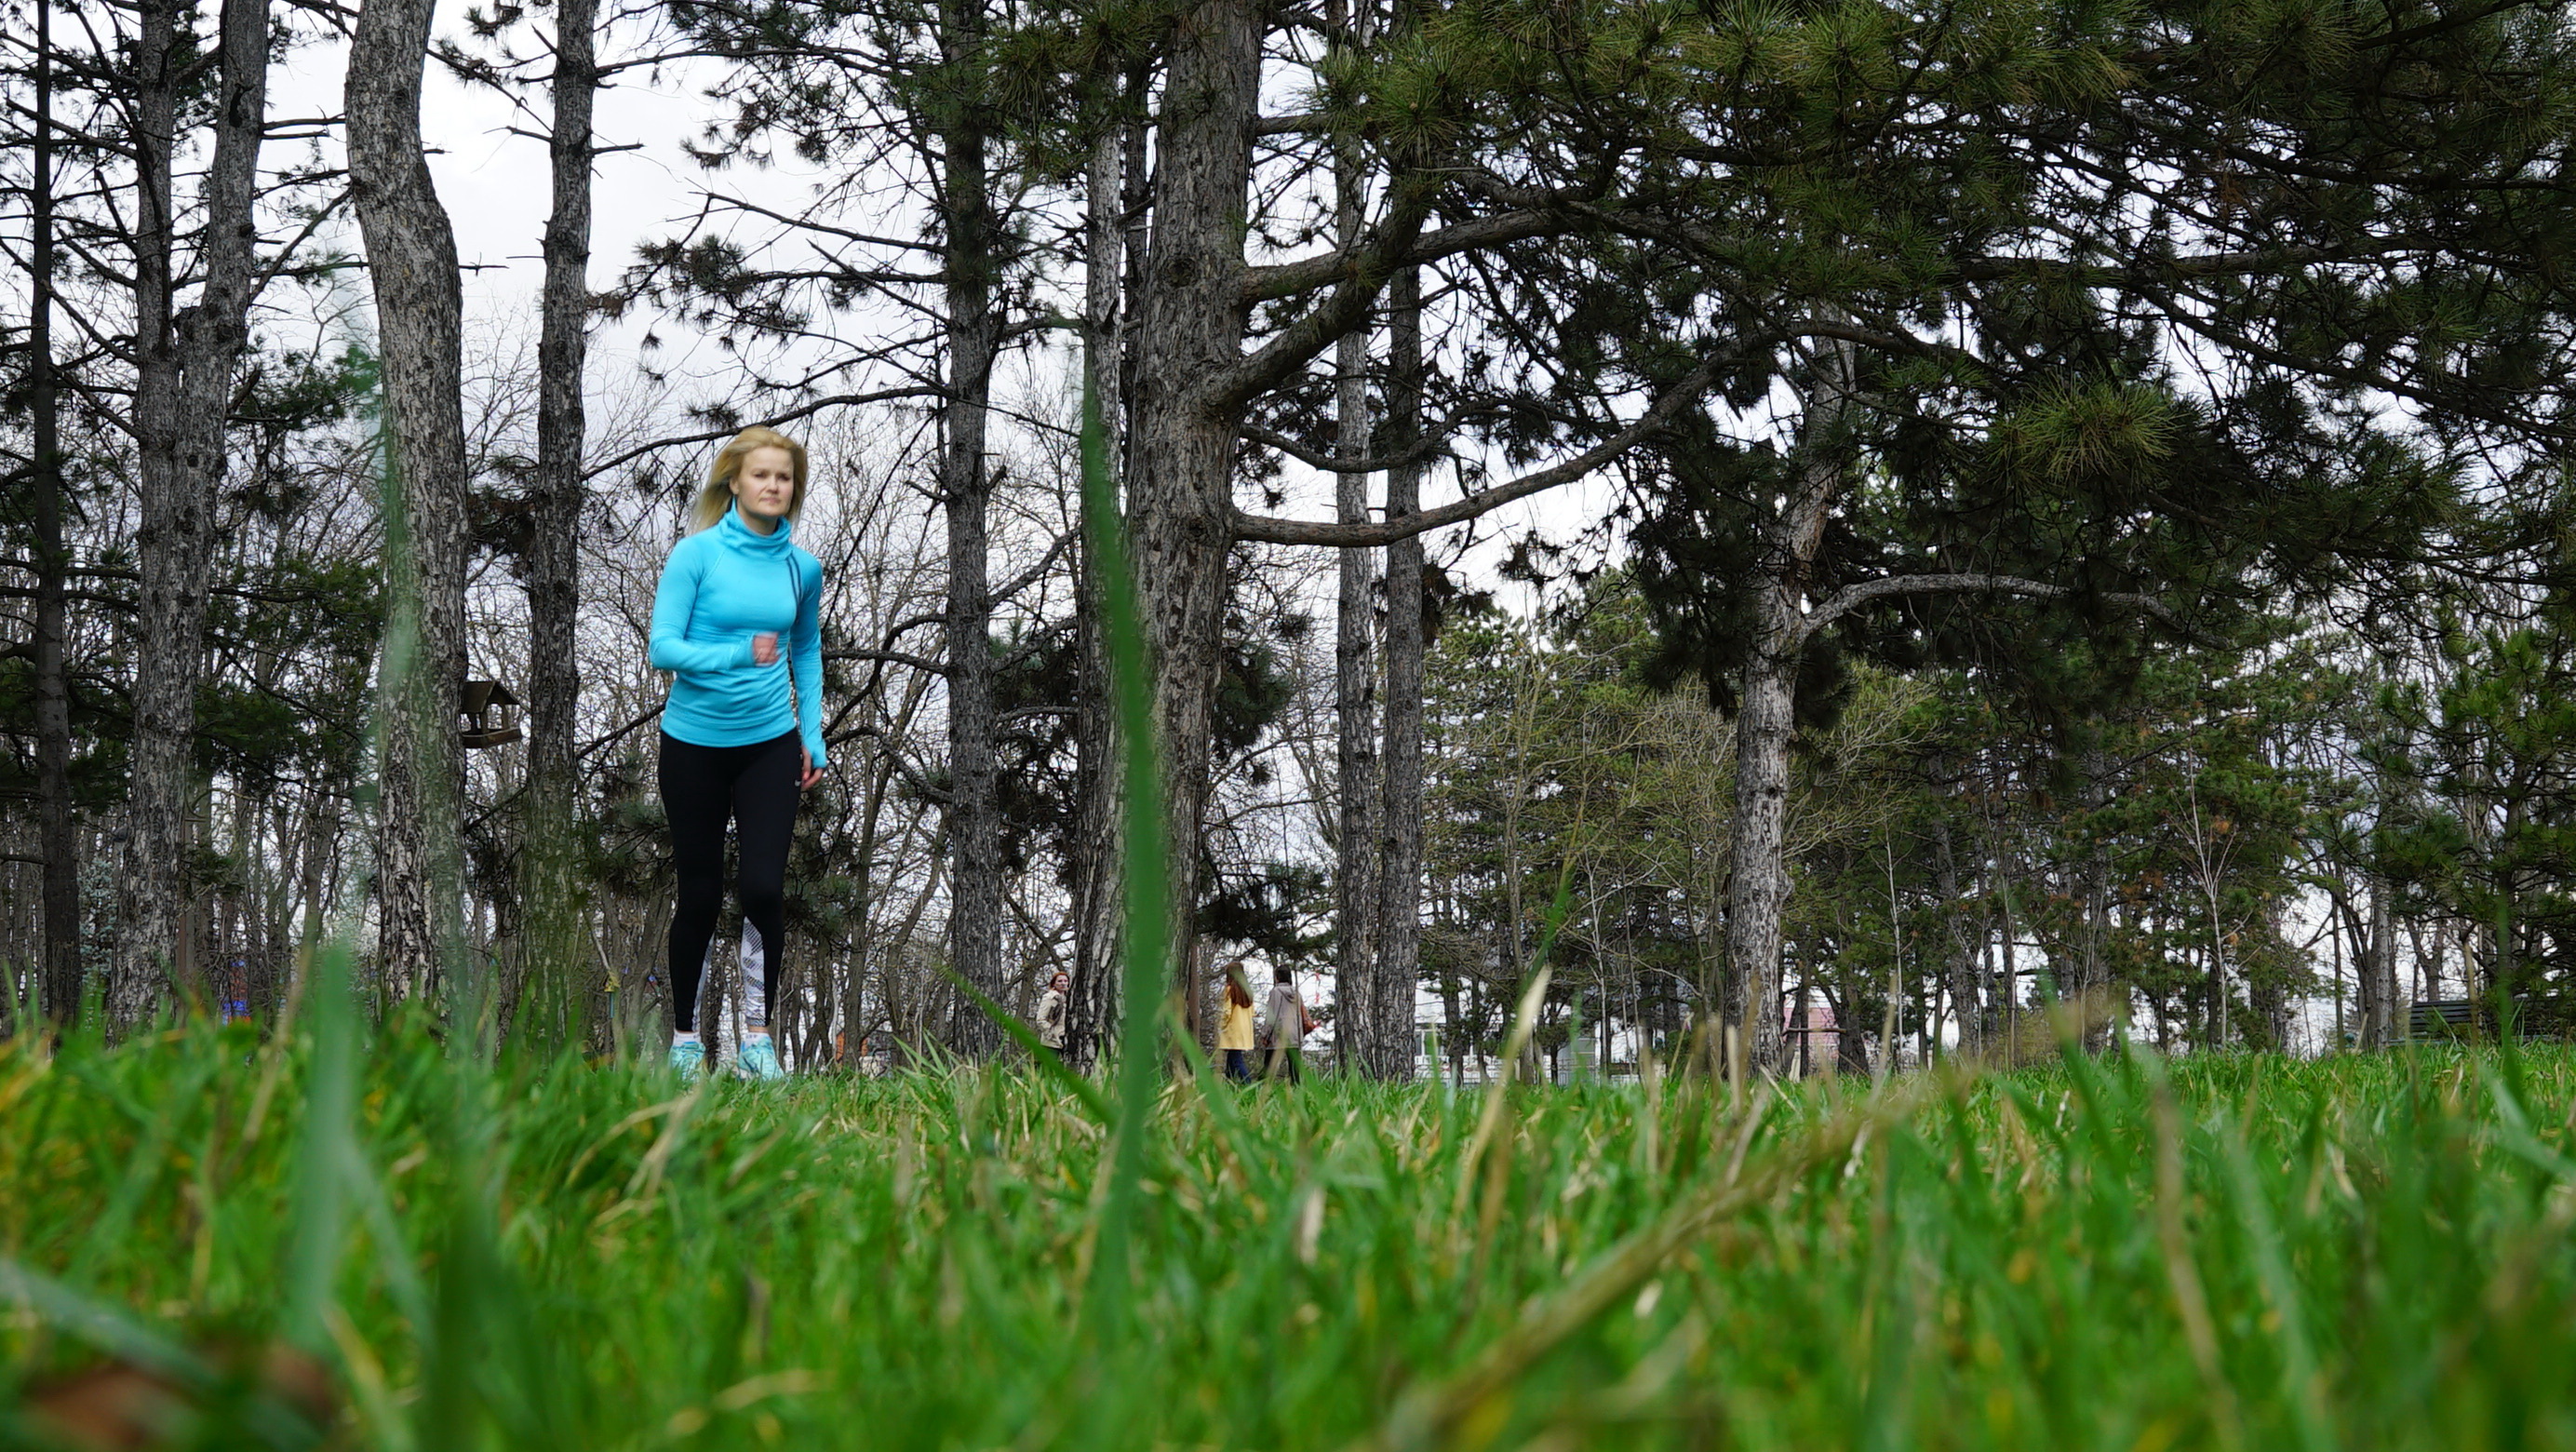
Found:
[1239,422,1454,477]
[1240,208,1559,305]
[1794,571,2196,646]
[582,385,939,481]
[1228,353,1730,547]
[825,647,946,675]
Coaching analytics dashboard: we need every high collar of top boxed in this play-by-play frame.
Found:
[717,501,796,553]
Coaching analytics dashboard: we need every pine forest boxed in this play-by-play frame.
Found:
[7,0,2576,1446]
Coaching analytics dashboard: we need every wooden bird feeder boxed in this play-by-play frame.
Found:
[460,679,523,749]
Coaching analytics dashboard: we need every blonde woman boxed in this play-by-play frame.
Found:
[651,425,826,1081]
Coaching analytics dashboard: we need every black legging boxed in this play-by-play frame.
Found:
[659,729,799,1033]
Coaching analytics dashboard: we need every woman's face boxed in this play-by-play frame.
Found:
[1051,974,1069,992]
[732,446,797,522]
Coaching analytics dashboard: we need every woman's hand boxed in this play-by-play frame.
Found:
[752,631,781,666]
[798,746,824,791]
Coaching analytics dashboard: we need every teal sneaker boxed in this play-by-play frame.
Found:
[736,1033,785,1082]
[668,1038,706,1083]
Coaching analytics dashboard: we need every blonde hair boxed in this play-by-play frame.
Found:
[687,425,809,533]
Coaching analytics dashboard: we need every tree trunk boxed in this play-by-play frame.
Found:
[1330,23,1381,1074]
[1997,835,2023,1054]
[122,0,266,1027]
[349,0,473,1008]
[185,0,269,996]
[843,756,895,1065]
[126,0,187,1020]
[1723,337,1855,1074]
[1724,645,1797,1074]
[1066,106,1131,1073]
[1833,988,1874,1076]
[2203,884,2224,1050]
[1122,0,1432,1024]
[517,0,596,1053]
[1372,265,1425,1082]
[2077,743,2112,1039]
[2362,869,2396,1048]
[1932,805,1980,1055]
[27,0,80,1028]
[221,782,257,1013]
[1125,0,1263,1006]
[939,1,1006,1056]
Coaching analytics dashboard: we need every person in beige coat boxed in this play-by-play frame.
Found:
[1262,964,1311,1083]
[1036,971,1069,1053]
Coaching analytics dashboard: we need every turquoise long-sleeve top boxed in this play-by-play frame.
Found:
[650,504,827,767]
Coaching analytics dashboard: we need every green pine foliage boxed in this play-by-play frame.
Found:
[2377,601,2576,1020]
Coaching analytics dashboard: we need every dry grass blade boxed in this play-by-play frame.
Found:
[1454,965,1550,1223]
[1361,1076,1945,1452]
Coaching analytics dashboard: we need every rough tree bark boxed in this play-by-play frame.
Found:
[120,0,264,1021]
[2076,746,2109,999]
[1932,801,1981,1055]
[1329,2,1381,1073]
[1123,0,1265,1011]
[1127,0,1445,1008]
[29,0,79,1027]
[938,0,1007,1056]
[1371,265,1425,1082]
[1724,336,1856,1074]
[127,0,186,1011]
[1066,96,1134,1073]
[2355,766,2403,1047]
[2361,868,2396,1048]
[518,0,597,1051]
[348,0,473,1005]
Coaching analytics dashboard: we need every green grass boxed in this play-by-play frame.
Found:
[4,1020,2574,1451]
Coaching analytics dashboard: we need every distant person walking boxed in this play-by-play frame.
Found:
[1037,971,1070,1053]
[1263,965,1311,1082]
[651,425,827,1082]
[1218,967,1256,1082]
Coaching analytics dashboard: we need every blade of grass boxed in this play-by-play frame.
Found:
[281,944,356,1355]
[2139,1047,2247,1452]
[1454,860,1579,1221]
[0,1256,336,1449]
[58,1050,221,1286]
[0,1257,206,1387]
[2214,1115,2335,1452]
[1078,354,1168,1376]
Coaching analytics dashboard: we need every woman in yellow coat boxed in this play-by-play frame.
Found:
[1217,967,1257,1082]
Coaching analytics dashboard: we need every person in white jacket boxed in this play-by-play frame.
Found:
[1262,964,1309,1083]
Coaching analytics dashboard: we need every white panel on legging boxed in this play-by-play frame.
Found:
[741,916,768,1028]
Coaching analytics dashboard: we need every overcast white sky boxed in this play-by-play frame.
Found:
[267,13,1619,614]
[282,30,722,334]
